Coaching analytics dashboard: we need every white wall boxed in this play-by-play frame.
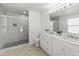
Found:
[59,13,79,33]
[29,10,40,44]
[29,11,50,44]
[40,12,50,33]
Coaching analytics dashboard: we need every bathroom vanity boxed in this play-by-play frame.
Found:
[40,32,79,56]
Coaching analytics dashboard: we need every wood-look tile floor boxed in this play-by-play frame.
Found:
[0,44,48,56]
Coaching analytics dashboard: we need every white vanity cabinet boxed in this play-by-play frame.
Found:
[40,33,79,56]
[52,38,79,56]
[52,39,65,56]
[40,34,52,55]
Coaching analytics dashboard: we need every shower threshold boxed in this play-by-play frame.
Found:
[2,39,29,49]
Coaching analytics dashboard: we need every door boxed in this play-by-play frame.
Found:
[53,21,59,32]
[52,39,65,56]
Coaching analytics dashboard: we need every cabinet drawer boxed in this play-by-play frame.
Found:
[40,41,51,55]
[41,35,52,47]
[40,37,44,48]
[44,39,51,46]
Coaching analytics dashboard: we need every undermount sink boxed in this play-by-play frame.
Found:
[61,36,79,41]
[48,31,56,35]
[47,31,79,41]
[61,36,68,39]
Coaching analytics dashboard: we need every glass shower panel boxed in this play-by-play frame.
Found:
[6,17,23,43]
[0,16,6,49]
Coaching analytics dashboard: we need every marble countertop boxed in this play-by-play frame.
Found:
[41,32,79,46]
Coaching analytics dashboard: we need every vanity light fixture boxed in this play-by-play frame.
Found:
[50,3,73,14]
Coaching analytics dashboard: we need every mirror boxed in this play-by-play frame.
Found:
[49,3,79,34]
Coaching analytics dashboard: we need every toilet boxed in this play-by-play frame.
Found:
[35,37,40,47]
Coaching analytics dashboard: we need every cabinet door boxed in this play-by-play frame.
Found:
[65,47,72,56]
[52,39,65,56]
[72,50,79,56]
[65,47,79,56]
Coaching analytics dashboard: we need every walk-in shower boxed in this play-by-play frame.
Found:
[0,15,29,49]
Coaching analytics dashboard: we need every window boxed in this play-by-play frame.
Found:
[68,18,79,33]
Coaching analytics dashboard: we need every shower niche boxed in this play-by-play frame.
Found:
[12,23,17,27]
[0,15,29,49]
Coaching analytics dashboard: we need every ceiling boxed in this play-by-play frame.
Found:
[0,3,79,18]
[0,3,65,14]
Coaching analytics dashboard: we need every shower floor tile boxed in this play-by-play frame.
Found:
[0,44,48,56]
